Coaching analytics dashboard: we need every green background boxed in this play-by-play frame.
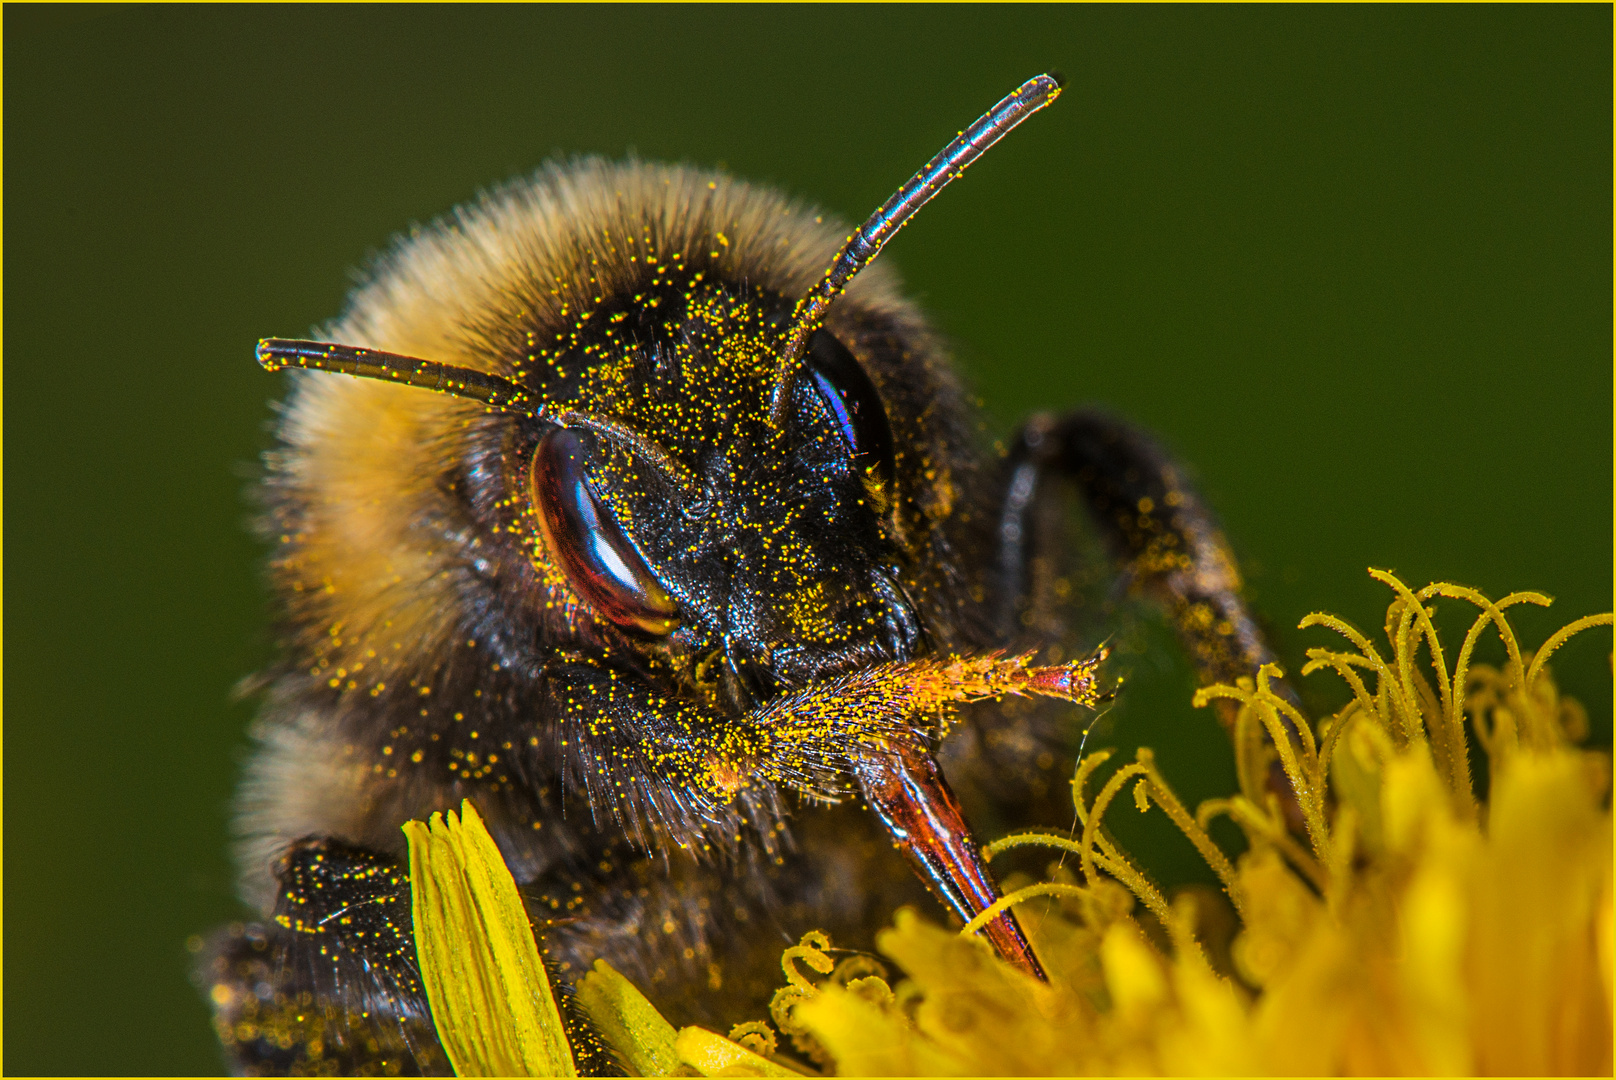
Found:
[7,7,1610,1074]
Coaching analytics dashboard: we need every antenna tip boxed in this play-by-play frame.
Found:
[256,338,284,371]
[1017,72,1064,111]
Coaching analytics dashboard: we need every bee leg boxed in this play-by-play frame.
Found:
[997,410,1306,824]
[202,837,619,1077]
[542,656,1047,978]
[198,837,452,1076]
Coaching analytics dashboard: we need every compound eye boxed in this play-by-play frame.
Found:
[805,328,896,491]
[529,428,679,636]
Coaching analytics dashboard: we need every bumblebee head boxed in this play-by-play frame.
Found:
[255,75,1063,979]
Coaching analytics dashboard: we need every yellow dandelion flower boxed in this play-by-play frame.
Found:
[406,571,1610,1076]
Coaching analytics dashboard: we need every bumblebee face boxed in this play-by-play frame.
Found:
[520,279,917,709]
[254,159,980,803]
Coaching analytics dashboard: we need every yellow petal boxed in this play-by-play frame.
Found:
[405,800,578,1077]
[1469,751,1613,1075]
[575,958,682,1077]
[673,1025,804,1077]
[1100,921,1168,1015]
[793,983,972,1077]
[1399,834,1475,1074]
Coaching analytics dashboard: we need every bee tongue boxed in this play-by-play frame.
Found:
[853,741,1047,981]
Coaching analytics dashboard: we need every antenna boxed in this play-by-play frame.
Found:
[256,338,701,498]
[768,73,1064,426]
[257,339,535,413]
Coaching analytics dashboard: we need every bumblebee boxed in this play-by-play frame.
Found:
[201,75,1290,1075]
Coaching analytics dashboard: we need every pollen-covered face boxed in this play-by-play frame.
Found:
[520,278,918,710]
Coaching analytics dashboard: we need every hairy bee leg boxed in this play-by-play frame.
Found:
[996,410,1307,816]
[999,411,1283,689]
[197,838,453,1077]
[200,837,619,1078]
[545,652,1107,826]
[543,655,1096,975]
